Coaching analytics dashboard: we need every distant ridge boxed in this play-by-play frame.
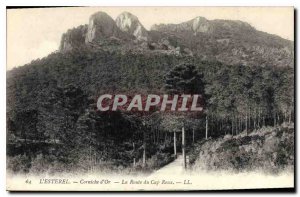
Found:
[59,11,294,68]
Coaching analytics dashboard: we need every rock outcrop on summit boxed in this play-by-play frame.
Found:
[151,17,212,34]
[116,12,148,41]
[85,11,131,43]
[151,17,254,35]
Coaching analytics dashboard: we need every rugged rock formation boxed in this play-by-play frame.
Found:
[151,17,254,35]
[59,25,88,51]
[151,16,293,67]
[59,11,294,67]
[85,11,131,43]
[151,16,212,34]
[115,12,148,41]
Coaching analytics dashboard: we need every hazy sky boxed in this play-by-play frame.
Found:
[7,7,294,70]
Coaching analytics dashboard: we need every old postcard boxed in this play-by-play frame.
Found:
[6,7,294,191]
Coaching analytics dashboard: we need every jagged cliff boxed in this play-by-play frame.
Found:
[116,12,148,41]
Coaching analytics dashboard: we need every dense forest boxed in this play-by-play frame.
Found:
[7,44,294,174]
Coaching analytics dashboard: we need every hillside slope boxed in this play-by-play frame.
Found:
[189,124,294,173]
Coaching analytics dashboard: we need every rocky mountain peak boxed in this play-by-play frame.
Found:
[190,16,211,34]
[115,12,148,41]
[85,11,129,43]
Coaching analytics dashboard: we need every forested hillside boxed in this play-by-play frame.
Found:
[7,45,294,174]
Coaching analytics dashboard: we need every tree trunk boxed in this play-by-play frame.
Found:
[157,127,160,143]
[133,142,136,167]
[238,117,241,132]
[205,115,208,139]
[173,131,177,158]
[284,111,287,123]
[182,127,186,169]
[253,108,256,129]
[192,128,195,143]
[231,118,234,135]
[235,117,238,135]
[245,114,248,135]
[258,109,261,128]
[89,145,92,173]
[142,131,146,167]
[151,128,156,144]
[248,109,251,130]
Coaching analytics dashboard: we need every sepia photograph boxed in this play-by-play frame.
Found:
[6,6,295,191]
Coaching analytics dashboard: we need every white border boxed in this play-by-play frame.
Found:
[1,0,298,196]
